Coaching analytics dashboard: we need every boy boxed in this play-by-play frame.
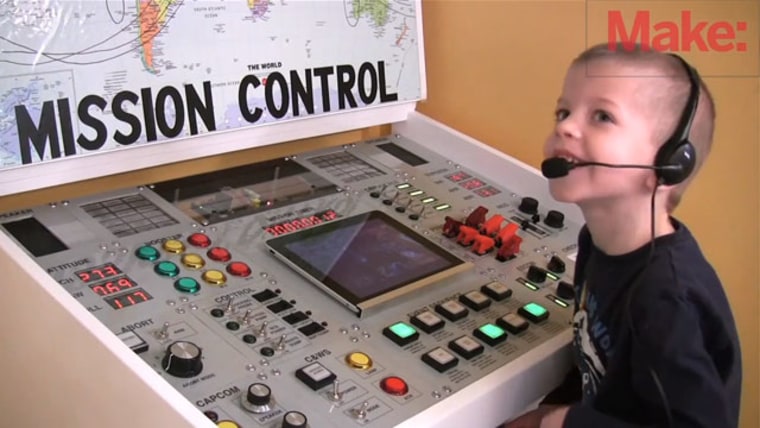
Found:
[505,43,742,427]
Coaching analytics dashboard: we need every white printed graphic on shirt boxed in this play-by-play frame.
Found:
[574,306,606,398]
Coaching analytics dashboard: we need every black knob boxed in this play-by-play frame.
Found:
[518,197,538,215]
[247,383,272,406]
[242,383,275,414]
[557,281,576,300]
[547,255,566,274]
[526,265,547,283]
[162,341,203,378]
[282,411,308,428]
[544,210,565,228]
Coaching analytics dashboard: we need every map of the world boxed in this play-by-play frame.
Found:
[0,0,422,169]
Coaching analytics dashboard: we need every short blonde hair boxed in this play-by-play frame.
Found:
[571,43,716,212]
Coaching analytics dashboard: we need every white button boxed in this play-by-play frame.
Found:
[501,313,528,329]
[303,362,332,382]
[485,282,509,294]
[441,300,466,314]
[415,311,443,327]
[427,347,456,364]
[453,336,480,352]
[464,291,488,305]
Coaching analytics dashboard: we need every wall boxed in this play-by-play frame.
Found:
[416,1,759,427]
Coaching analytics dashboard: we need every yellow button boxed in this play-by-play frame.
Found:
[216,421,240,428]
[163,239,186,254]
[202,270,227,285]
[346,352,373,370]
[181,253,205,269]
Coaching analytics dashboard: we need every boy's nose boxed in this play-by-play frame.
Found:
[555,116,581,140]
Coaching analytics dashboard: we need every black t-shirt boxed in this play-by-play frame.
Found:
[543,218,742,428]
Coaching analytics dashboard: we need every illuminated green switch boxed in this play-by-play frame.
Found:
[383,322,419,346]
[174,277,200,294]
[473,323,507,346]
[135,245,160,261]
[518,302,549,323]
[154,261,180,278]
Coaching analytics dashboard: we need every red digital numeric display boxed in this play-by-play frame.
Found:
[104,289,153,310]
[264,209,339,237]
[75,263,122,283]
[460,178,486,190]
[474,186,502,197]
[89,276,138,296]
[446,171,472,183]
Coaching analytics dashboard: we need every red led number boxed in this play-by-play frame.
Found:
[106,289,152,310]
[264,210,338,237]
[90,277,137,296]
[76,264,122,283]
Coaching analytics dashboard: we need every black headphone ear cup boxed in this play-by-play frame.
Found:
[655,140,696,185]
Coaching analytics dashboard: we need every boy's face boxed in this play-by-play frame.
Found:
[543,59,663,207]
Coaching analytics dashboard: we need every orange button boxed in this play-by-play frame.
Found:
[188,233,211,248]
[380,376,409,396]
[207,247,232,262]
[227,261,251,277]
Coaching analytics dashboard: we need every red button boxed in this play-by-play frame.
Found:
[227,261,251,277]
[188,233,211,248]
[380,376,409,396]
[207,247,231,262]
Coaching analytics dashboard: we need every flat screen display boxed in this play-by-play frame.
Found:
[266,211,469,315]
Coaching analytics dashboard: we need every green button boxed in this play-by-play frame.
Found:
[478,323,506,340]
[390,322,417,339]
[524,302,547,317]
[174,277,200,293]
[136,245,160,261]
[155,261,179,277]
[518,302,550,323]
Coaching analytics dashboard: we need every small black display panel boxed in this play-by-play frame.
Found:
[266,211,468,315]
[377,142,428,166]
[2,217,68,257]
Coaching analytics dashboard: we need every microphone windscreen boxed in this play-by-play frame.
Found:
[541,157,572,178]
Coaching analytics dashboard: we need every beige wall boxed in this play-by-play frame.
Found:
[416,1,759,427]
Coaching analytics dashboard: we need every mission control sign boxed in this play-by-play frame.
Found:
[12,61,399,165]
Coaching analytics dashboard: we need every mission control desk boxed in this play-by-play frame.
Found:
[0,113,582,428]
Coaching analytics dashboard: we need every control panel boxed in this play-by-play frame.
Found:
[0,129,580,427]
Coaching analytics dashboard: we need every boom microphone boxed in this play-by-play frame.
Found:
[540,157,683,179]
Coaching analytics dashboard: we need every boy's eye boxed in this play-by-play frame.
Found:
[592,110,614,123]
[554,108,569,121]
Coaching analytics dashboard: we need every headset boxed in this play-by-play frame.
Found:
[652,53,700,185]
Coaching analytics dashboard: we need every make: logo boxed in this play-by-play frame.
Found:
[608,10,748,52]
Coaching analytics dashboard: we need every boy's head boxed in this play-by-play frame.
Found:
[544,43,715,212]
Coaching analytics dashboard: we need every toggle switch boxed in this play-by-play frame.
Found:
[480,214,505,236]
[547,255,566,274]
[526,265,548,283]
[442,216,463,238]
[471,234,495,255]
[465,206,488,228]
[497,235,522,261]
[456,225,479,246]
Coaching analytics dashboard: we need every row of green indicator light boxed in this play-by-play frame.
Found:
[395,183,450,211]
[516,278,569,308]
